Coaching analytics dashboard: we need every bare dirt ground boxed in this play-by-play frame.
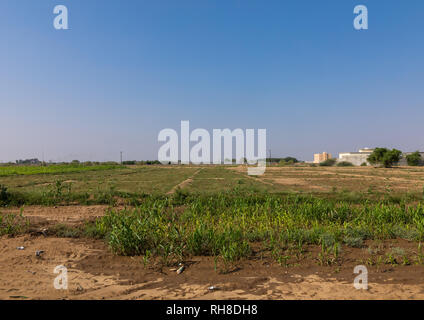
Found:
[2,235,424,300]
[1,203,424,301]
[230,165,424,194]
[2,205,109,225]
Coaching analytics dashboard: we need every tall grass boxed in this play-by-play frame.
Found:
[0,211,29,236]
[92,191,424,268]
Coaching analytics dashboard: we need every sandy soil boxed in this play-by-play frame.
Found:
[1,234,424,300]
[3,205,109,225]
[2,205,424,300]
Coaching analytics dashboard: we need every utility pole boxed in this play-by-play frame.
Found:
[120,151,123,164]
[269,149,272,164]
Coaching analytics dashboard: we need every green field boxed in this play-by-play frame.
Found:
[0,165,267,206]
[2,164,424,269]
[91,192,424,269]
[1,164,424,206]
[0,164,123,176]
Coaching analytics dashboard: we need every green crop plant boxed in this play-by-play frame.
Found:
[63,190,424,267]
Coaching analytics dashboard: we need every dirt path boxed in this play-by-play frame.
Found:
[2,235,424,300]
[229,166,274,186]
[167,169,202,194]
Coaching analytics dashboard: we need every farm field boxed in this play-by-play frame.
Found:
[3,164,424,204]
[0,163,124,176]
[2,164,424,299]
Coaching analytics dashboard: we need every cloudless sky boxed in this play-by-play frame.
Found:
[0,0,423,162]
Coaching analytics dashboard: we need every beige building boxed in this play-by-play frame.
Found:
[314,152,332,164]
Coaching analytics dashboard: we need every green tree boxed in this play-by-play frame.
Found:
[337,161,353,167]
[406,151,422,166]
[319,158,337,167]
[367,148,402,168]
[282,157,298,163]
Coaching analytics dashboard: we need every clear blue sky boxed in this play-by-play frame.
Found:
[1,0,423,162]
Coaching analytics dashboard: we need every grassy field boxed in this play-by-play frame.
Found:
[2,164,424,271]
[0,165,199,205]
[1,164,424,205]
[0,163,123,176]
[86,191,424,270]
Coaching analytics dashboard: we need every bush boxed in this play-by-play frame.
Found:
[361,162,367,166]
[0,184,10,205]
[337,161,354,167]
[368,148,402,168]
[282,157,298,163]
[0,212,29,236]
[406,151,422,166]
[319,159,337,167]
[279,159,294,166]
[343,236,364,248]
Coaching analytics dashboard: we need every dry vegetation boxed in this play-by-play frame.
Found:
[2,164,424,299]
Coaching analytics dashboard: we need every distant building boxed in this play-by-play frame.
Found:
[313,152,332,164]
[16,158,40,165]
[338,148,374,166]
[397,152,424,166]
[339,149,424,166]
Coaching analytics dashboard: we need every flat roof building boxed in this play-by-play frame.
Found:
[314,152,332,164]
[338,148,374,166]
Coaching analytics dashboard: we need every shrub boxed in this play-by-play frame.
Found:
[0,184,10,205]
[0,212,29,236]
[319,159,337,167]
[279,160,294,166]
[343,236,363,248]
[282,157,298,163]
[361,162,367,166]
[406,151,422,166]
[337,161,354,167]
[50,224,82,238]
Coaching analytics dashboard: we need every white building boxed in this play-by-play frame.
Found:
[338,148,374,166]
